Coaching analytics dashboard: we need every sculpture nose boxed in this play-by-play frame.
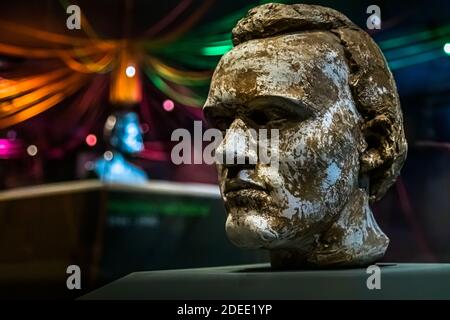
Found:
[215,118,258,169]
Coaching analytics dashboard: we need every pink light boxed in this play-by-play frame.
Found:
[86,134,97,147]
[0,139,23,158]
[0,139,24,159]
[163,99,175,112]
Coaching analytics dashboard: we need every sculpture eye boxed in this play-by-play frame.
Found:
[248,107,289,127]
[265,108,290,122]
[204,108,234,131]
[208,115,233,131]
[248,110,270,125]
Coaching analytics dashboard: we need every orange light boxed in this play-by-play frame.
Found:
[109,45,142,105]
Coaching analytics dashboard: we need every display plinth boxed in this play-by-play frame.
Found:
[82,263,450,300]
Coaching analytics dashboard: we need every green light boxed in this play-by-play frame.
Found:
[144,69,205,106]
[108,200,211,216]
[201,44,233,56]
[384,38,448,60]
[389,49,444,70]
[379,24,450,50]
[444,43,450,55]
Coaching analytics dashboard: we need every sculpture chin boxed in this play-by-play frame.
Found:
[224,189,391,267]
[225,212,287,249]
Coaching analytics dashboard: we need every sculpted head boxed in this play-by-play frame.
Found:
[203,4,407,267]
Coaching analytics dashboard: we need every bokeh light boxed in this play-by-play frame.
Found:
[27,145,38,156]
[141,123,150,134]
[444,43,450,55]
[84,161,94,171]
[104,150,113,161]
[126,65,136,78]
[105,115,117,131]
[7,130,16,140]
[163,99,175,112]
[85,134,97,147]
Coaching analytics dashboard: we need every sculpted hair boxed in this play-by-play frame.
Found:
[232,3,407,202]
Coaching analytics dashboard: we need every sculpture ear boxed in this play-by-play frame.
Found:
[358,111,407,202]
[331,27,407,202]
[360,114,395,174]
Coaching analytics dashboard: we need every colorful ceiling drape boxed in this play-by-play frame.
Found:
[0,0,449,150]
[0,0,218,130]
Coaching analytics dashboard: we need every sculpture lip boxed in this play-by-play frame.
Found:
[224,179,267,194]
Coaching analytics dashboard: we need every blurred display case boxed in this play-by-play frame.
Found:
[0,180,267,298]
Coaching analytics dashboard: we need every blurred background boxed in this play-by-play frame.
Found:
[0,0,449,298]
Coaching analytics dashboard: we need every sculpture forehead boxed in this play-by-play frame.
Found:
[206,31,349,108]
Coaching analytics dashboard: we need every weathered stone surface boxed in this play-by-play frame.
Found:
[203,3,407,268]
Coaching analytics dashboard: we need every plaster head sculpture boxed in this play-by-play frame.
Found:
[108,111,144,155]
[203,3,407,268]
[94,111,148,184]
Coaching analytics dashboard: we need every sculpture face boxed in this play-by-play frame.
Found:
[203,3,406,267]
[205,32,365,250]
